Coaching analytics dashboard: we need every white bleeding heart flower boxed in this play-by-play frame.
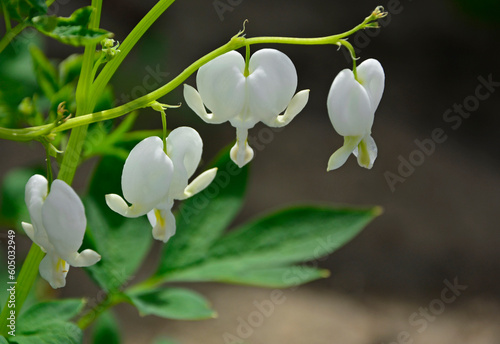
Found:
[106,127,217,243]
[183,48,309,167]
[22,175,101,289]
[326,58,385,170]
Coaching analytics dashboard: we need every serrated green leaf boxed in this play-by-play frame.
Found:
[29,45,59,99]
[127,288,216,320]
[3,0,47,21]
[84,198,152,292]
[92,311,121,344]
[156,147,248,276]
[17,299,85,333]
[31,7,113,47]
[157,206,379,286]
[11,322,82,344]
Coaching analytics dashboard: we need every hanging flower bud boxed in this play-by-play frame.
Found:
[184,48,309,167]
[22,175,101,289]
[327,58,384,170]
[106,127,217,243]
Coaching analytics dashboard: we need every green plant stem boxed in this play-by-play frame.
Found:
[91,0,176,98]
[2,1,11,31]
[244,44,250,77]
[338,39,358,79]
[161,109,167,152]
[57,0,102,185]
[76,292,128,330]
[0,244,45,337]
[0,23,27,54]
[0,10,378,142]
[45,145,53,185]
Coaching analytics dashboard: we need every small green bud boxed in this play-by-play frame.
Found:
[18,97,34,116]
[101,39,121,61]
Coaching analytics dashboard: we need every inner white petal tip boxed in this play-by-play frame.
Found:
[230,142,254,168]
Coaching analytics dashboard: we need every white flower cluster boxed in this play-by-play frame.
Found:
[22,48,384,288]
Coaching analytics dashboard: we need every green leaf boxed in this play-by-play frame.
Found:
[156,147,248,276]
[84,198,152,292]
[202,266,330,288]
[11,322,82,344]
[3,0,47,21]
[126,288,216,320]
[0,335,8,344]
[92,311,121,344]
[29,45,59,99]
[31,7,113,47]
[17,299,85,333]
[157,206,380,287]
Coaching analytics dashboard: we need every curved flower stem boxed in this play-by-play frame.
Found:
[338,39,358,79]
[161,110,167,152]
[91,0,176,99]
[244,44,251,77]
[0,244,45,337]
[0,6,385,142]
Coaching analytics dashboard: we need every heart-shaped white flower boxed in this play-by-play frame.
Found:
[327,58,385,170]
[22,175,101,289]
[106,127,217,242]
[184,48,309,167]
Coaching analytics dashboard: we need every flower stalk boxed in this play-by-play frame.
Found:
[0,6,386,143]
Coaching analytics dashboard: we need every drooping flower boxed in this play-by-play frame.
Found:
[184,48,309,167]
[326,58,385,170]
[106,127,217,243]
[22,175,101,289]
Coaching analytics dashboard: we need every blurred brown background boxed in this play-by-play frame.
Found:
[1,0,500,343]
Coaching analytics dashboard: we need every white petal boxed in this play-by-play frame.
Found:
[327,136,362,171]
[41,179,86,258]
[327,69,373,136]
[39,252,68,289]
[246,49,298,123]
[353,134,378,169]
[264,89,310,127]
[121,136,173,213]
[183,84,226,124]
[105,193,148,217]
[357,59,385,111]
[166,127,203,197]
[147,207,176,243]
[24,174,51,249]
[230,127,254,167]
[21,222,36,246]
[65,249,101,267]
[179,167,218,200]
[197,51,246,122]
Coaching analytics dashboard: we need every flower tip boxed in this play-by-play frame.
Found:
[105,194,130,217]
[230,142,254,168]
